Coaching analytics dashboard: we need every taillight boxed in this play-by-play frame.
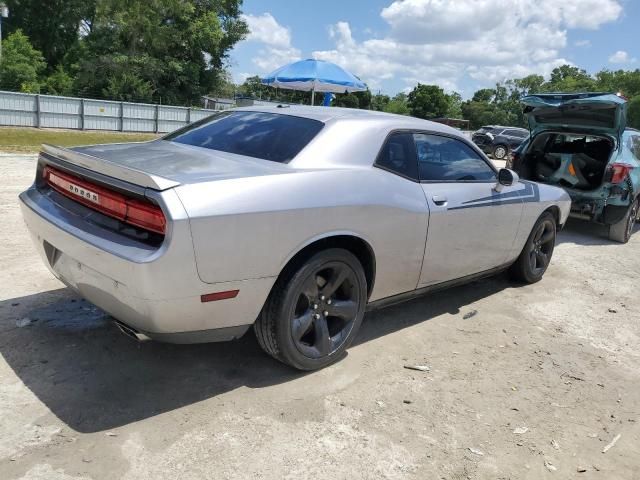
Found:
[609,163,634,184]
[43,166,166,234]
[124,199,166,234]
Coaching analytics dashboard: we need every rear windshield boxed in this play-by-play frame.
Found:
[530,105,617,129]
[165,111,324,163]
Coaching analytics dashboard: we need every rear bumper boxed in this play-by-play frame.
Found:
[19,186,275,342]
[569,196,631,225]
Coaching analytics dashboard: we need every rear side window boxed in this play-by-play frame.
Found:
[505,129,527,138]
[415,134,496,182]
[165,111,324,163]
[375,132,419,180]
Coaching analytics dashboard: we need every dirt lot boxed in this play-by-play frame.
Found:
[1,154,639,480]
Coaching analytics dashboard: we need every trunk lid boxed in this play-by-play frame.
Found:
[50,139,293,191]
[521,93,626,141]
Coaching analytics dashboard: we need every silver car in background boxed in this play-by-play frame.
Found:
[19,107,570,370]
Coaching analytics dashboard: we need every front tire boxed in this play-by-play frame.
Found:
[609,198,639,244]
[254,248,367,370]
[510,212,556,283]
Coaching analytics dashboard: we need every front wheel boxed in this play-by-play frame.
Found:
[609,198,639,244]
[254,248,367,370]
[510,212,556,283]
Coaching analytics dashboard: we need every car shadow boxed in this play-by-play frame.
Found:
[0,273,512,433]
[556,217,640,246]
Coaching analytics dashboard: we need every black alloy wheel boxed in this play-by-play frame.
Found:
[528,218,556,275]
[510,212,556,283]
[290,262,360,359]
[254,248,367,370]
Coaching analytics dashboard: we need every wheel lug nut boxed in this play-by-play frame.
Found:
[320,295,325,301]
[323,311,329,317]
[313,313,320,320]
[327,299,332,305]
[313,304,318,310]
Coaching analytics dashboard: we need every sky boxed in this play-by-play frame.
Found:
[228,0,640,98]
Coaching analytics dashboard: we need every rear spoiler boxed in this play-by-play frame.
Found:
[41,144,179,191]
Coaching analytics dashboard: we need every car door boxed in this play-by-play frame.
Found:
[415,132,525,287]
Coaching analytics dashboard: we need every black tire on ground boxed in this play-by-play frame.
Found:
[493,144,508,160]
[608,198,639,244]
[509,212,556,284]
[254,248,367,370]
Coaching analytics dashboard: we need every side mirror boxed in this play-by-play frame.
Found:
[498,168,519,186]
[494,168,519,192]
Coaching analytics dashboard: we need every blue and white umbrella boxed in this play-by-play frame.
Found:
[262,59,367,105]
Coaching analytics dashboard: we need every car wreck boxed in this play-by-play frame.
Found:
[513,93,640,243]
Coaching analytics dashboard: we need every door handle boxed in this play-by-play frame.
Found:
[432,195,448,206]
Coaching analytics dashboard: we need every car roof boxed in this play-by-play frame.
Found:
[483,125,527,131]
[231,105,461,135]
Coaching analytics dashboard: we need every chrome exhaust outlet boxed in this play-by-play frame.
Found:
[114,320,151,342]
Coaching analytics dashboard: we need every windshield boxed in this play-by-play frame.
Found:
[165,111,324,163]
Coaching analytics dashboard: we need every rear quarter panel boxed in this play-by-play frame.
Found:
[175,167,430,302]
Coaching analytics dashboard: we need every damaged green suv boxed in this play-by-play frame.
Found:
[513,93,639,243]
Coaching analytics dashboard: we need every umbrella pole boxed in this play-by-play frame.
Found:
[311,88,315,106]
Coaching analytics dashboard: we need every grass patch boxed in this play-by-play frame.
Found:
[0,127,159,153]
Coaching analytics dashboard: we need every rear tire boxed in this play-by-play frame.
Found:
[493,144,508,160]
[254,248,367,370]
[510,212,556,283]
[608,198,639,244]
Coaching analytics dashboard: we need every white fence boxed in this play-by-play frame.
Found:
[0,91,219,133]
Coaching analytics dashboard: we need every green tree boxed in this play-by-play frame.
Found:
[447,92,463,118]
[0,30,45,92]
[5,0,94,69]
[594,69,640,98]
[513,74,544,96]
[542,65,596,92]
[103,72,154,102]
[76,0,248,104]
[371,93,390,111]
[354,89,372,109]
[472,88,495,103]
[210,72,237,99]
[332,90,371,110]
[42,66,74,96]
[239,76,270,99]
[384,93,410,115]
[407,84,450,119]
[333,93,360,109]
[628,96,640,130]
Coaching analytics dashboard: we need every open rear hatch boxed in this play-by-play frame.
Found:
[516,93,628,193]
[521,92,627,140]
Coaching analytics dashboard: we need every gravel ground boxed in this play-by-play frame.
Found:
[1,154,639,480]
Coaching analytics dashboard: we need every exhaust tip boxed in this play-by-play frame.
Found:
[114,320,151,342]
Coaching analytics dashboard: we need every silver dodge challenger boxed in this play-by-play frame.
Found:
[19,107,570,370]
